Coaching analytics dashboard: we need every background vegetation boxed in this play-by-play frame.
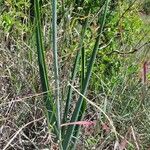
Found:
[0,0,150,149]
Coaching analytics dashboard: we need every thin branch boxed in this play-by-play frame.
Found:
[107,41,150,55]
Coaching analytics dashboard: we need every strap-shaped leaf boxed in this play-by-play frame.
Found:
[62,0,110,149]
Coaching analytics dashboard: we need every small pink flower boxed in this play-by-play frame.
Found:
[61,121,96,127]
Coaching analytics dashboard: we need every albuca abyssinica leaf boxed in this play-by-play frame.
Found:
[62,0,111,149]
[51,0,62,147]
[34,0,56,131]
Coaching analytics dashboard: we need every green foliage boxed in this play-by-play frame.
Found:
[89,1,144,91]
[34,0,56,127]
[33,0,111,149]
[0,0,31,42]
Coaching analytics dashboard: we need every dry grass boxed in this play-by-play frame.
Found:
[0,37,54,149]
[0,1,150,149]
[1,37,150,150]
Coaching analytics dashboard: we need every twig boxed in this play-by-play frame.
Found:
[131,126,140,150]
[107,41,150,55]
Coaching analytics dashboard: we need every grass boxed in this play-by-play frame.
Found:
[0,0,150,149]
